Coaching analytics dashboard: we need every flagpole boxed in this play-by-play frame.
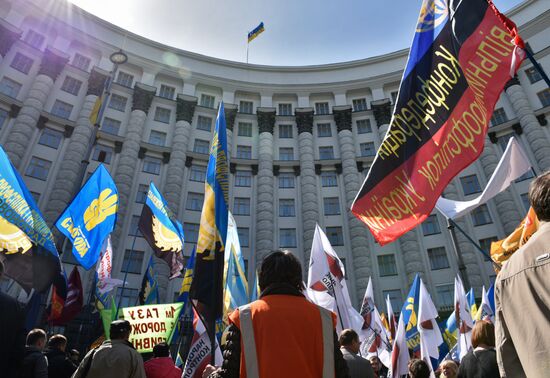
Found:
[246,42,249,65]
[115,233,138,319]
[329,279,346,331]
[445,217,471,290]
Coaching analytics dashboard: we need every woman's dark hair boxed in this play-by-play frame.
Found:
[258,250,304,292]
[409,359,430,378]
[529,171,550,221]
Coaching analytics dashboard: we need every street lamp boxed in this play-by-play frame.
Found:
[110,50,128,65]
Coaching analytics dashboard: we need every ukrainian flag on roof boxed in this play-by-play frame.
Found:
[248,22,265,43]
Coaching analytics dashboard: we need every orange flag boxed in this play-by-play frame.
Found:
[491,207,539,270]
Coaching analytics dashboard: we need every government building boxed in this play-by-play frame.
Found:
[0,0,549,325]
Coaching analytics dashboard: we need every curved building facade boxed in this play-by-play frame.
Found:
[0,0,549,314]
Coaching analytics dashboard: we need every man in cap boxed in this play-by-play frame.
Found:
[72,320,146,378]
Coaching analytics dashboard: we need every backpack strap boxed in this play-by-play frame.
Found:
[318,307,335,378]
[238,304,260,378]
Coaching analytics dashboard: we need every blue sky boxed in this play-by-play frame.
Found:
[69,0,524,66]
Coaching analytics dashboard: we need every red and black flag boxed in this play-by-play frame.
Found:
[351,0,525,245]
[49,266,83,325]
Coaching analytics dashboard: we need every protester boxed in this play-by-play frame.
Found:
[45,334,77,378]
[408,359,430,378]
[457,320,498,378]
[368,356,388,378]
[69,349,80,365]
[439,360,458,378]
[202,250,349,378]
[339,329,374,378]
[0,259,26,378]
[143,342,181,378]
[20,328,48,378]
[495,171,550,378]
[72,320,145,378]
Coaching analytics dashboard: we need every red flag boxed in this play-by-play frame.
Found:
[50,266,83,325]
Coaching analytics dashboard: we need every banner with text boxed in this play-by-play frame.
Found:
[351,0,525,245]
[122,303,183,353]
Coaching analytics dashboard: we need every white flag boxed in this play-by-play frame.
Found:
[436,137,531,219]
[390,312,409,378]
[418,278,443,375]
[386,294,397,342]
[96,235,123,295]
[360,277,391,368]
[454,276,473,360]
[474,286,495,323]
[307,224,363,334]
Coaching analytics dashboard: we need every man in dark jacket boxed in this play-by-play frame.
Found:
[339,329,375,378]
[45,334,76,378]
[0,260,26,378]
[20,328,48,378]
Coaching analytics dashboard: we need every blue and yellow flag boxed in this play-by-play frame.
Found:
[401,274,421,352]
[138,182,184,278]
[223,212,248,316]
[177,246,196,304]
[466,288,477,320]
[56,164,118,270]
[250,269,260,302]
[191,102,229,322]
[487,284,495,314]
[139,255,159,305]
[248,22,265,43]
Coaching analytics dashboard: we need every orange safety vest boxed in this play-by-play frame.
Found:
[229,294,336,378]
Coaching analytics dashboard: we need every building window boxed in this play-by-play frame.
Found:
[520,192,530,211]
[10,53,34,74]
[197,115,212,131]
[237,227,249,247]
[193,139,210,154]
[102,118,121,135]
[238,122,252,137]
[186,192,204,211]
[51,100,73,119]
[190,165,207,182]
[233,197,250,216]
[279,147,294,161]
[115,287,139,308]
[72,53,91,71]
[319,146,334,160]
[525,67,542,84]
[278,103,292,116]
[154,107,171,123]
[460,175,482,195]
[279,173,295,188]
[279,124,293,138]
[61,76,82,96]
[427,247,450,270]
[317,123,332,137]
[490,108,508,126]
[352,98,368,112]
[92,145,114,164]
[25,157,52,180]
[109,94,127,112]
[121,249,144,274]
[391,91,399,104]
[279,199,295,217]
[315,102,330,115]
[279,229,297,247]
[159,84,175,100]
[479,237,498,262]
[128,215,142,236]
[148,130,167,146]
[472,204,492,226]
[326,227,344,246]
[184,223,200,243]
[235,170,252,187]
[360,142,376,157]
[323,197,340,215]
[116,71,134,87]
[136,184,148,203]
[538,89,550,107]
[383,289,403,311]
[239,100,253,114]
[356,119,372,134]
[377,254,398,277]
[37,128,63,149]
[497,133,514,153]
[436,284,454,309]
[422,214,441,236]
[234,145,250,159]
[321,171,338,187]
[23,29,45,49]
[0,77,22,98]
[200,94,216,108]
[0,108,8,129]
[143,157,162,175]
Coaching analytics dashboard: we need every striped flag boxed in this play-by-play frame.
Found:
[247,22,265,43]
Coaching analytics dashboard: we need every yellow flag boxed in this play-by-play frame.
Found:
[491,207,539,270]
[89,95,103,125]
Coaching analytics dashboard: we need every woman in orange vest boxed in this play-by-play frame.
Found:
[202,250,350,378]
